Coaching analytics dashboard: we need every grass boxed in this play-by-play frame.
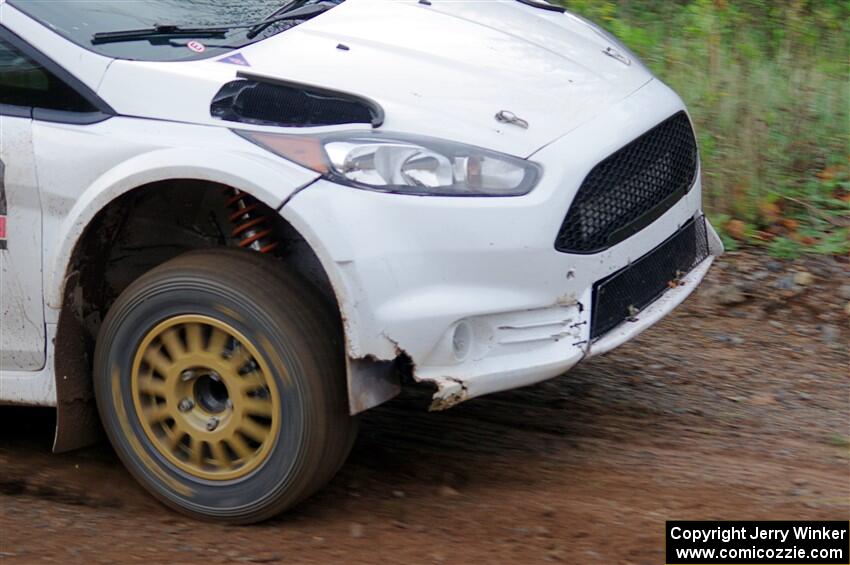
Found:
[825,434,850,449]
[561,0,850,257]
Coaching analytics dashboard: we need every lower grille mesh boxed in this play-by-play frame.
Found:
[591,217,710,339]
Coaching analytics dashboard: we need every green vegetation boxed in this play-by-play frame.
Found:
[562,0,850,257]
[825,433,850,449]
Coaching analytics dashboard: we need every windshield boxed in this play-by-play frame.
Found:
[8,0,342,62]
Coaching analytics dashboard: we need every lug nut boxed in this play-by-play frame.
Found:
[206,417,220,432]
[225,399,234,410]
[178,398,194,412]
[181,370,195,382]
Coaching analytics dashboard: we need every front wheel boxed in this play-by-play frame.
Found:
[94,249,356,523]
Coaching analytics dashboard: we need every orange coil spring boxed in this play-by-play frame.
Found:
[223,189,279,254]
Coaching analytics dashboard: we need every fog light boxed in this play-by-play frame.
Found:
[452,322,472,361]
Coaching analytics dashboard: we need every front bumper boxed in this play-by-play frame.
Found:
[282,79,722,411]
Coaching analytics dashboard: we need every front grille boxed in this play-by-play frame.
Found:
[590,216,709,339]
[555,112,698,254]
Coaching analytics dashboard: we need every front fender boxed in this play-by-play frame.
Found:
[44,131,319,311]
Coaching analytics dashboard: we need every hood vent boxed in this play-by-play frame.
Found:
[211,73,384,128]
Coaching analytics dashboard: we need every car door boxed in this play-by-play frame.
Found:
[0,20,115,379]
[0,33,45,371]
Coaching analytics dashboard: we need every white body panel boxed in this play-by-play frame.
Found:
[0,0,721,411]
[0,115,45,370]
[0,324,55,405]
[97,0,652,158]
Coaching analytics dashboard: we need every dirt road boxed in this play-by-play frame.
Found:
[1,251,848,564]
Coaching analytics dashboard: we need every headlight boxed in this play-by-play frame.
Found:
[236,130,542,196]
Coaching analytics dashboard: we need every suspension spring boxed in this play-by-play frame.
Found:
[223,189,279,253]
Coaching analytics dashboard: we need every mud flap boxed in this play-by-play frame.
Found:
[346,357,401,415]
[53,299,102,453]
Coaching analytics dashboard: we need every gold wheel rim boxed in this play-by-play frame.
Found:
[131,315,280,481]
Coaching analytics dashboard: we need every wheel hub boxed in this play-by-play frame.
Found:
[130,315,281,481]
[193,372,229,414]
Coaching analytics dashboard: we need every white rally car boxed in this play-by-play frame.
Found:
[0,0,722,521]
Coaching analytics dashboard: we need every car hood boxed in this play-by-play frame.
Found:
[100,0,653,157]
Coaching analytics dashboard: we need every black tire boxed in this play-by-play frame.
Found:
[93,248,357,523]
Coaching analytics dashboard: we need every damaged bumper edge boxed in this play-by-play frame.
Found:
[426,377,468,412]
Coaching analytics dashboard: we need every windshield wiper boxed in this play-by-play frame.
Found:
[91,2,336,46]
[92,24,230,45]
[245,2,336,39]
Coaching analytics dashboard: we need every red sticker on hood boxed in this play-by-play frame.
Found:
[187,41,206,53]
